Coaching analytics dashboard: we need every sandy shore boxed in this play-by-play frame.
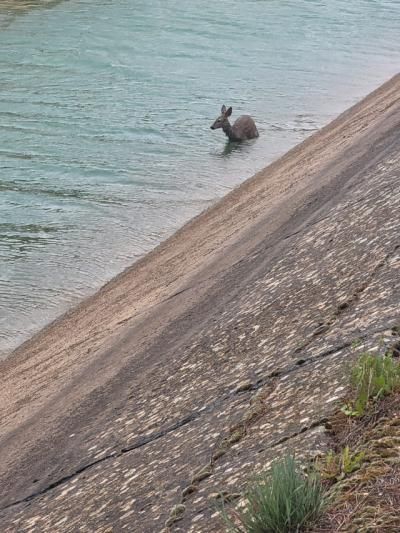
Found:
[0,74,399,530]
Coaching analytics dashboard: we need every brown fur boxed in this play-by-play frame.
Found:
[210,105,259,142]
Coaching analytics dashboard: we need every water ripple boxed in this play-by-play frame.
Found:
[0,0,399,357]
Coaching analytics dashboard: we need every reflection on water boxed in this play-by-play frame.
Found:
[0,0,399,358]
[218,139,256,158]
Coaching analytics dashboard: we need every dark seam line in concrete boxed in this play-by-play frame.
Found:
[186,417,329,520]
[282,213,333,241]
[269,417,329,450]
[1,322,396,514]
[291,244,400,357]
[117,183,400,335]
[0,348,327,514]
[249,322,397,394]
[251,343,353,392]
[183,315,399,519]
[0,412,202,513]
[118,185,384,324]
[163,286,193,302]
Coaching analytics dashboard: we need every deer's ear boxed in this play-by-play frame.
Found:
[221,105,227,114]
[225,107,232,117]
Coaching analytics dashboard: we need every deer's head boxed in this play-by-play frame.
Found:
[210,105,232,130]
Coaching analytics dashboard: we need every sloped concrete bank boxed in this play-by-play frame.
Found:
[0,75,399,532]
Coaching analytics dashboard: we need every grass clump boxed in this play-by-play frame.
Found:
[222,455,327,533]
[342,352,400,416]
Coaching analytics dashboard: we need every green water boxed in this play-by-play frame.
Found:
[0,0,399,357]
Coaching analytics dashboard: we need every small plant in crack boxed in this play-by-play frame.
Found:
[316,446,365,482]
[220,455,327,532]
[340,403,359,417]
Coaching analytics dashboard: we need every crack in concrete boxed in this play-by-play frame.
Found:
[269,417,328,450]
[247,323,396,395]
[0,411,201,513]
[177,416,329,525]
[292,244,399,356]
[2,313,396,516]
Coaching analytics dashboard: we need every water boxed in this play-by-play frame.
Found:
[0,0,399,358]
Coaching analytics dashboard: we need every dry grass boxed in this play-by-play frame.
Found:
[312,394,400,532]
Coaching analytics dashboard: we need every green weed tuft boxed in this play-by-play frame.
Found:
[222,455,327,532]
[346,352,400,416]
[317,446,365,481]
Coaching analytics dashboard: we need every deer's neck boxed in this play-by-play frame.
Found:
[222,120,239,142]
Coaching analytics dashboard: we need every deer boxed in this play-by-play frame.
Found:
[210,105,259,142]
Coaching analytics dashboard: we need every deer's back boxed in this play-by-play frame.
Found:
[232,115,259,140]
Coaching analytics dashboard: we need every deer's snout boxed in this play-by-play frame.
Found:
[210,125,215,130]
